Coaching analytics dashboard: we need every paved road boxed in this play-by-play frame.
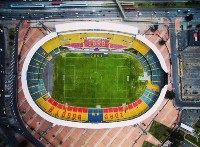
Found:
[0,7,200,21]
[0,0,190,2]
[0,25,7,122]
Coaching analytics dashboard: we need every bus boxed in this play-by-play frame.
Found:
[51,2,62,5]
[10,4,45,8]
[124,7,136,11]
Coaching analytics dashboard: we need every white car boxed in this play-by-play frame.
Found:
[137,11,142,16]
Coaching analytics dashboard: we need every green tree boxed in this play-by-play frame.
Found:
[159,39,166,45]
[150,24,158,32]
[165,90,175,100]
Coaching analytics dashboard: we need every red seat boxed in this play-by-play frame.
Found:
[83,108,88,113]
[62,105,66,110]
[103,108,108,113]
[133,102,138,107]
[118,106,123,112]
[128,104,133,109]
[68,106,73,111]
[113,107,118,112]
[48,98,54,104]
[78,108,83,113]
[52,101,58,107]
[73,107,77,112]
[109,108,113,113]
[57,103,63,109]
[137,99,142,104]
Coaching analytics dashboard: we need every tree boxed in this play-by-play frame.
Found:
[165,90,175,100]
[159,39,166,45]
[185,14,193,22]
[150,24,158,32]
[196,24,200,28]
[17,140,28,147]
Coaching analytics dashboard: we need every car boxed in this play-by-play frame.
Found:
[40,18,44,20]
[3,108,6,115]
[177,10,181,13]
[137,11,142,16]
[45,17,49,19]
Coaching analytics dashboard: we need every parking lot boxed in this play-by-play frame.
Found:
[181,47,200,101]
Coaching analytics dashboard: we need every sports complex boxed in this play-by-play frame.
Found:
[21,22,168,129]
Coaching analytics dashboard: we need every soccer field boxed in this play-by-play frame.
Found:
[52,53,147,108]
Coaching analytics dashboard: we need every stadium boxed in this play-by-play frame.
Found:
[21,22,168,129]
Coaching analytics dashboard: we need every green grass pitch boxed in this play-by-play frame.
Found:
[52,53,147,108]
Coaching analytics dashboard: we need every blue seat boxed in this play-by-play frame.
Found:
[27,73,38,79]
[29,86,40,93]
[152,81,161,86]
[37,47,48,57]
[146,88,160,96]
[49,50,56,56]
[31,92,43,100]
[38,73,43,79]
[43,59,48,65]
[28,66,40,73]
[152,70,161,75]
[33,53,45,61]
[54,48,60,54]
[37,79,43,85]
[141,94,154,107]
[88,108,103,122]
[152,76,161,81]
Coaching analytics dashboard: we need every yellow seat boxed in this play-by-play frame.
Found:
[131,40,150,55]
[42,37,61,53]
[40,101,52,111]
[138,101,149,114]
[81,113,88,121]
[35,97,46,106]
[147,80,160,92]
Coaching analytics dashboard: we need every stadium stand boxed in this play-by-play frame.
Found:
[26,31,167,123]
[41,37,61,53]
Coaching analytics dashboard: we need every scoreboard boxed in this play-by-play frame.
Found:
[84,39,109,48]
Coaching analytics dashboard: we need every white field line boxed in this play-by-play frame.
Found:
[117,66,128,92]
[64,65,75,90]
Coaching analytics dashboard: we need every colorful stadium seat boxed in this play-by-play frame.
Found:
[88,108,103,122]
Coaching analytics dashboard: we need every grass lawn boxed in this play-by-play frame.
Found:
[194,119,200,133]
[127,2,200,9]
[185,134,200,147]
[142,141,156,147]
[149,121,172,142]
[52,53,146,108]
